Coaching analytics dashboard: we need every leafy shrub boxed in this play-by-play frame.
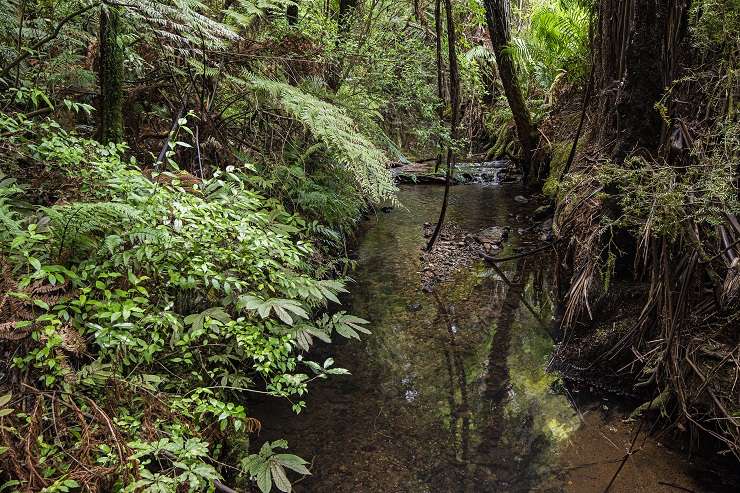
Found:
[0,120,368,492]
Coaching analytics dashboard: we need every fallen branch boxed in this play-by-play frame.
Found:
[480,240,558,263]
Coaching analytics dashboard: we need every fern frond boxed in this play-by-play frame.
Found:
[244,74,397,203]
[42,202,142,256]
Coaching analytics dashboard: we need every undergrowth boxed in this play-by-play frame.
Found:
[0,116,370,492]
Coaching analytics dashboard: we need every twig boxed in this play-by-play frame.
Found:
[657,482,696,493]
[214,480,239,493]
[602,417,644,492]
[480,240,558,263]
[559,60,595,181]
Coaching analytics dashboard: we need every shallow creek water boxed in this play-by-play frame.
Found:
[253,184,731,493]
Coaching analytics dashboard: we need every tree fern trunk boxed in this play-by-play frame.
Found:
[287,0,299,25]
[482,0,539,182]
[595,0,689,160]
[98,3,124,144]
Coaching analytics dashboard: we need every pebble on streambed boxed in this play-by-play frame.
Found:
[419,222,509,291]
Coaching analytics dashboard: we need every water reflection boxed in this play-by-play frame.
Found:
[360,185,578,491]
[257,185,579,492]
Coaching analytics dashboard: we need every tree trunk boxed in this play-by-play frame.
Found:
[327,0,357,91]
[482,0,539,181]
[595,0,687,160]
[286,0,299,25]
[426,0,460,251]
[433,0,445,173]
[413,0,427,27]
[98,3,124,144]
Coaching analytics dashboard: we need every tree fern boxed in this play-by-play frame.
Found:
[240,74,397,203]
[465,44,495,63]
[506,0,590,89]
[126,0,239,52]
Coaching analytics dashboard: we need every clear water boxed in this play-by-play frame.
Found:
[252,184,727,493]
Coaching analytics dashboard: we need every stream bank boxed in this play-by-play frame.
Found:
[252,183,736,492]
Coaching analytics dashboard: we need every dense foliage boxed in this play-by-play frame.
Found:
[1,0,737,489]
[0,111,374,491]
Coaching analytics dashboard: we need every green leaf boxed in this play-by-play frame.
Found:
[269,462,292,493]
[0,393,11,407]
[33,299,49,310]
[273,454,310,475]
[273,305,294,325]
[256,463,272,493]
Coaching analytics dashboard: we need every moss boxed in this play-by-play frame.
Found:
[542,140,571,198]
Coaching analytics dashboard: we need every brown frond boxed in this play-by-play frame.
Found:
[0,321,32,340]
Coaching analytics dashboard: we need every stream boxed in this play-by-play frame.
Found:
[253,183,732,492]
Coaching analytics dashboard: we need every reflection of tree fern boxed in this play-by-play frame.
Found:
[43,202,141,258]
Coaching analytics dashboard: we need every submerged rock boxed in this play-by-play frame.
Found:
[475,226,509,244]
[514,195,529,204]
[533,203,554,220]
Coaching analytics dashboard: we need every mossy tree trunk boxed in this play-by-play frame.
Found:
[482,0,540,183]
[98,3,124,144]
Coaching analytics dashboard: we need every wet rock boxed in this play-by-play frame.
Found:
[475,226,509,245]
[514,195,529,204]
[532,203,553,220]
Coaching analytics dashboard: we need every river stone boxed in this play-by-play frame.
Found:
[514,195,529,204]
[533,204,553,220]
[475,226,509,246]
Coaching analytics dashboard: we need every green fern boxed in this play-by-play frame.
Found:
[506,0,590,89]
[240,74,397,203]
[126,0,239,51]
[42,202,142,257]
[0,174,23,242]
